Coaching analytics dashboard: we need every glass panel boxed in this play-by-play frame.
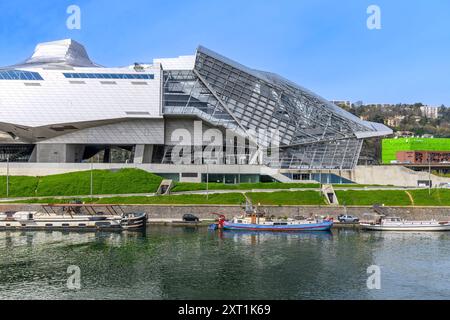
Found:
[62,73,155,80]
[0,70,43,80]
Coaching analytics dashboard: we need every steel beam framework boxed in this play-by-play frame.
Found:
[162,48,388,169]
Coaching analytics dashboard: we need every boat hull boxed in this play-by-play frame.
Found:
[360,223,450,231]
[0,213,148,232]
[120,213,148,230]
[223,221,333,232]
[0,219,121,231]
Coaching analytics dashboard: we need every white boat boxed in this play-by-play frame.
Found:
[360,216,450,231]
[0,204,147,232]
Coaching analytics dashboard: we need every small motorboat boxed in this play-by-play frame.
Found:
[360,216,450,231]
[0,204,147,232]
[218,213,333,232]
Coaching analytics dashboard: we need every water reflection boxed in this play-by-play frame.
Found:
[219,230,333,244]
[0,227,449,299]
[0,230,145,249]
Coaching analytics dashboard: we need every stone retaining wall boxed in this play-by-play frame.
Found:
[2,204,450,221]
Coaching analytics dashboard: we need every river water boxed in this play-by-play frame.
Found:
[0,226,449,300]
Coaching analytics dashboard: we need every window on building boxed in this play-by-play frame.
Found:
[63,73,154,80]
[0,70,43,80]
[181,172,198,178]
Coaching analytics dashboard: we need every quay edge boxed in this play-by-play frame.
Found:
[1,204,450,222]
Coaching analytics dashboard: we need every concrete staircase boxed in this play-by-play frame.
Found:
[373,204,389,216]
[322,184,339,206]
[157,179,173,195]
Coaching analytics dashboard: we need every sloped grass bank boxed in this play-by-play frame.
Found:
[247,191,326,206]
[335,190,412,206]
[171,182,320,192]
[4,174,450,207]
[0,169,162,198]
[13,193,246,205]
[0,176,39,197]
[408,189,450,206]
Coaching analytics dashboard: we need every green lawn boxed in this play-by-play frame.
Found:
[247,191,326,206]
[332,184,394,188]
[0,169,162,198]
[10,192,320,206]
[408,189,450,206]
[10,189,450,206]
[4,170,450,207]
[337,189,450,206]
[171,182,320,192]
[94,193,245,205]
[0,171,323,198]
[0,176,39,197]
[335,190,412,206]
[13,193,246,205]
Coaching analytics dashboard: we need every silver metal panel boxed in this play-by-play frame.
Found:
[39,119,165,145]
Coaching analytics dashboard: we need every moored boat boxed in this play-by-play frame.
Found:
[120,212,148,230]
[0,204,147,232]
[219,214,333,232]
[360,216,450,231]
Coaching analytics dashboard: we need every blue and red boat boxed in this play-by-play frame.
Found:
[215,214,333,232]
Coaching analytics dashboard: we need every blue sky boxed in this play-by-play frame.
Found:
[0,0,449,105]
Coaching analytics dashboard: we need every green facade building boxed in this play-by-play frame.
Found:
[382,138,450,164]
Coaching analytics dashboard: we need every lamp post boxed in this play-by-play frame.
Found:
[429,152,432,195]
[90,157,94,199]
[206,162,209,200]
[238,155,246,184]
[6,155,9,198]
[238,163,240,185]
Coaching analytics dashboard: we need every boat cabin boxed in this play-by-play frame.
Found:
[384,217,402,222]
[1,211,36,221]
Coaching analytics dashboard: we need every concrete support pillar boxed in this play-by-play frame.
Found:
[36,144,86,163]
[36,144,67,163]
[134,145,154,164]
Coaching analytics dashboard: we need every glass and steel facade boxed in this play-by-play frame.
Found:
[162,46,391,170]
[0,145,35,162]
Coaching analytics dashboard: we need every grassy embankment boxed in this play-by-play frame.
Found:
[171,182,320,192]
[13,193,247,205]
[336,189,450,206]
[336,190,412,206]
[3,169,450,206]
[172,182,397,192]
[0,169,162,197]
[0,171,324,205]
[11,191,325,206]
[9,189,450,206]
[332,184,394,188]
[247,191,326,206]
[407,189,450,206]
